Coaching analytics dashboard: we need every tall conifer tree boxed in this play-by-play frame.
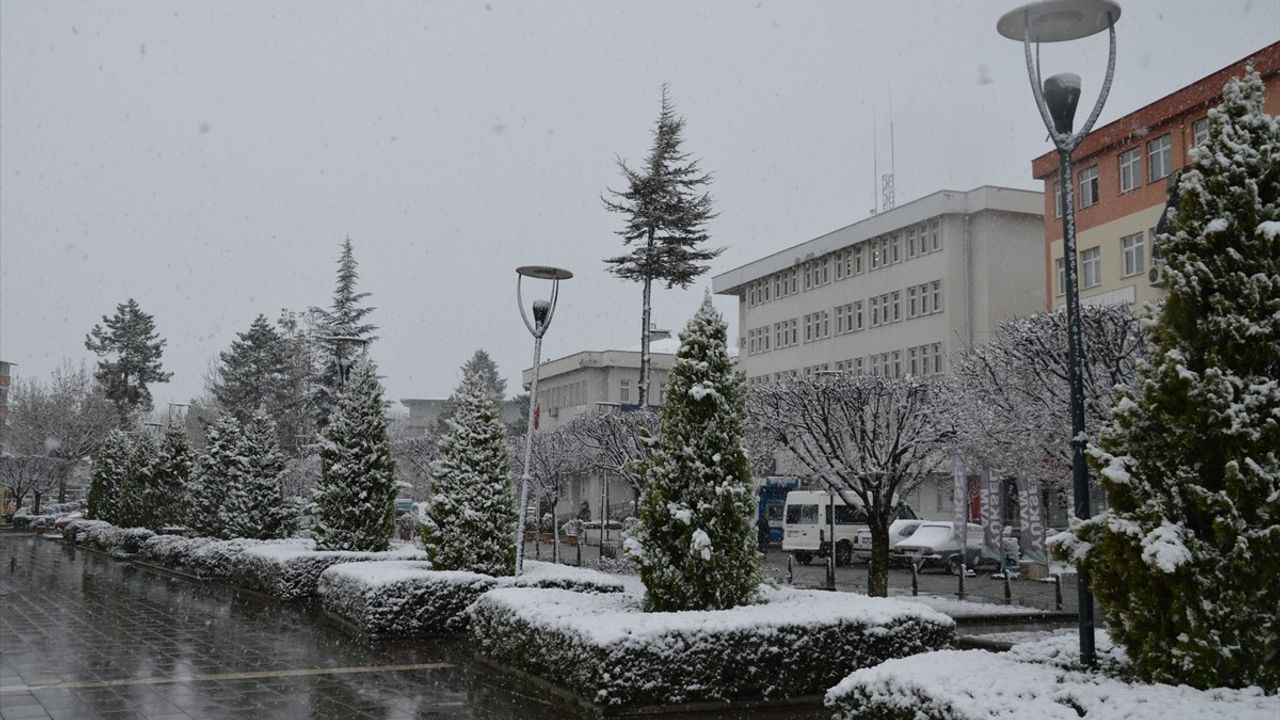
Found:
[187,416,243,538]
[423,369,517,575]
[311,238,377,429]
[604,86,720,407]
[222,411,298,540]
[1064,70,1280,690]
[84,298,172,421]
[150,424,195,530]
[627,295,760,611]
[312,357,397,551]
[87,430,130,523]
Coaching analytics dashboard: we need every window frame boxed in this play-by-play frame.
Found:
[1118,148,1141,194]
[1079,166,1099,208]
[1081,246,1102,289]
[1148,134,1172,183]
[1121,232,1145,277]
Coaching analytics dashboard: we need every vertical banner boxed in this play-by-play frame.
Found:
[980,469,1002,561]
[951,456,968,547]
[1017,480,1048,564]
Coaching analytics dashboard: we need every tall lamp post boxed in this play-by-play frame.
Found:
[997,0,1120,668]
[515,265,572,573]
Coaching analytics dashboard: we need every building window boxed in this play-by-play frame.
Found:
[930,343,944,374]
[1121,232,1145,277]
[1119,148,1141,193]
[1055,258,1066,296]
[907,285,920,318]
[620,380,631,404]
[1053,181,1062,218]
[908,347,920,376]
[929,280,942,314]
[869,295,881,327]
[906,227,919,258]
[891,350,902,379]
[1079,166,1099,208]
[891,291,902,322]
[890,233,901,264]
[1081,246,1102,288]
[1148,134,1172,182]
[853,300,864,331]
[852,244,864,274]
[1192,117,1209,147]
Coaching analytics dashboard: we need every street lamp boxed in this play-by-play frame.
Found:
[322,335,369,389]
[997,0,1120,668]
[515,265,572,573]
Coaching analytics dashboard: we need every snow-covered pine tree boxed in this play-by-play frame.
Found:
[423,368,517,575]
[312,356,397,551]
[627,295,760,611]
[150,424,195,531]
[83,298,172,421]
[221,411,298,540]
[117,432,159,529]
[604,85,721,408]
[187,415,244,538]
[87,430,130,523]
[310,238,377,430]
[437,349,508,432]
[1063,70,1280,691]
[210,315,303,449]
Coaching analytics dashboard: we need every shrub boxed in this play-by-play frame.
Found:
[824,649,1277,720]
[230,541,426,601]
[470,585,954,708]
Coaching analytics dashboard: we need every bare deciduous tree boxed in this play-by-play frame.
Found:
[566,408,659,501]
[510,426,589,562]
[749,375,954,597]
[0,455,73,512]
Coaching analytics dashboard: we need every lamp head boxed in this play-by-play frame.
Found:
[532,300,550,326]
[1043,73,1081,134]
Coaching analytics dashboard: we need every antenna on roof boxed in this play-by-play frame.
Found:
[881,94,896,211]
[871,115,879,216]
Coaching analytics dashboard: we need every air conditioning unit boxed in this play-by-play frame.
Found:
[548,406,559,418]
[1148,264,1166,287]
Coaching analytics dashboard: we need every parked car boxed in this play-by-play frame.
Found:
[889,521,996,574]
[393,498,415,517]
[852,519,926,562]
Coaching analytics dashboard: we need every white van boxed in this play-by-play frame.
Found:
[782,489,917,566]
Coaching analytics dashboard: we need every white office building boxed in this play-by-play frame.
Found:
[712,185,1045,520]
[712,186,1045,385]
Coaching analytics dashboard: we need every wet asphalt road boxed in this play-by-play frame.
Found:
[0,535,828,720]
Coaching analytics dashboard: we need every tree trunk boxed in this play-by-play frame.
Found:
[551,496,560,564]
[867,512,891,597]
[638,230,655,408]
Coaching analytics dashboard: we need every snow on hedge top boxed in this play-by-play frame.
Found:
[901,593,1052,618]
[321,558,622,591]
[825,648,1276,720]
[476,584,952,646]
[239,538,425,562]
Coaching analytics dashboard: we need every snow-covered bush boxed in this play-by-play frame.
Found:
[320,560,625,637]
[422,368,516,575]
[825,648,1277,720]
[1056,69,1280,692]
[230,540,426,601]
[628,296,760,611]
[187,416,243,538]
[63,519,153,554]
[87,430,129,523]
[312,357,399,552]
[470,585,954,708]
[221,412,299,540]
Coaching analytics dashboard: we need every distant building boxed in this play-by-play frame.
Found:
[399,397,525,435]
[0,360,12,457]
[1033,42,1280,311]
[711,185,1045,386]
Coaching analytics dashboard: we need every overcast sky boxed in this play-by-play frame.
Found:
[2,1,1275,410]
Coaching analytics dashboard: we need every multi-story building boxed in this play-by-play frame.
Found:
[0,360,12,457]
[712,186,1045,386]
[399,397,525,435]
[1034,42,1280,311]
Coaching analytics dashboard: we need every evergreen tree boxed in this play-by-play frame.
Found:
[604,86,720,407]
[312,357,397,551]
[276,309,318,449]
[117,432,160,529]
[84,298,172,420]
[311,238,377,429]
[423,368,517,575]
[1063,70,1280,690]
[438,349,508,431]
[209,315,299,448]
[149,424,195,531]
[222,411,298,540]
[626,295,759,611]
[87,430,130,523]
[187,416,244,538]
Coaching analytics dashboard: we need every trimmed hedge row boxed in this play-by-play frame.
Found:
[470,586,956,708]
[64,519,155,555]
[229,543,427,601]
[318,560,624,637]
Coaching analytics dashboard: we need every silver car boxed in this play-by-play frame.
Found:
[852,519,926,562]
[888,522,994,574]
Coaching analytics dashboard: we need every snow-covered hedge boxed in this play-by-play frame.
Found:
[825,647,1277,720]
[319,560,624,637]
[136,535,289,580]
[470,585,955,708]
[63,519,155,554]
[230,541,427,601]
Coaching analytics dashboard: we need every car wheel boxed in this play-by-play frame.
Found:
[946,554,965,576]
[793,551,813,565]
[835,540,853,567]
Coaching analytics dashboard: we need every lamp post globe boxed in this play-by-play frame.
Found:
[996,0,1120,669]
[514,265,572,574]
